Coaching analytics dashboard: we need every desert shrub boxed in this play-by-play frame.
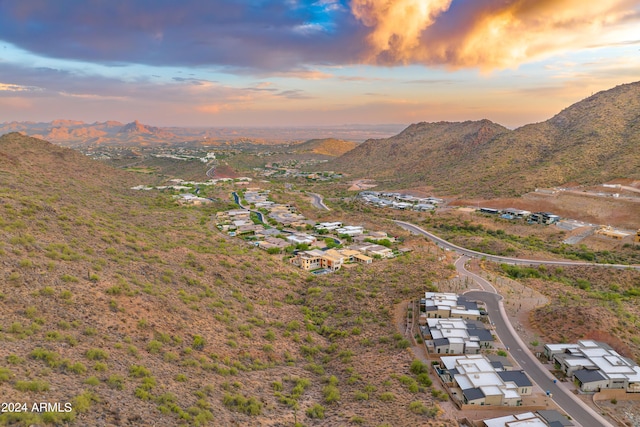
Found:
[0,367,12,383]
[107,375,125,390]
[85,348,109,360]
[74,391,100,413]
[147,340,163,354]
[323,385,340,404]
[129,365,152,378]
[30,348,59,367]
[306,403,325,419]
[15,380,50,392]
[192,335,206,350]
[222,393,262,415]
[379,392,395,402]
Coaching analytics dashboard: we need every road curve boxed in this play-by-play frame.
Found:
[465,291,613,427]
[205,163,215,178]
[394,220,640,271]
[454,255,496,293]
[308,192,330,210]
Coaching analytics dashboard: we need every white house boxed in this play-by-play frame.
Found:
[286,233,317,246]
[336,225,364,236]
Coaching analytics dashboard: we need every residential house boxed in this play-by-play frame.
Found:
[290,249,324,270]
[544,340,640,392]
[421,318,494,355]
[336,225,364,236]
[353,253,373,264]
[289,249,343,272]
[286,233,317,246]
[315,222,342,231]
[482,410,573,427]
[256,237,289,251]
[420,292,482,321]
[437,354,528,407]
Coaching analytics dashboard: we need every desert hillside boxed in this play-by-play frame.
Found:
[330,81,640,196]
[0,133,455,426]
[291,138,358,156]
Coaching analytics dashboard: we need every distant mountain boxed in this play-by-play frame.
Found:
[291,138,358,156]
[330,81,640,196]
[0,121,404,147]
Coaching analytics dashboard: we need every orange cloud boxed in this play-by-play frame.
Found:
[351,0,639,69]
[352,0,453,62]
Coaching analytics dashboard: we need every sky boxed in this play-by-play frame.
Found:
[1,0,639,129]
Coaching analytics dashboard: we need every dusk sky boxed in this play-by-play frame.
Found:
[1,0,639,128]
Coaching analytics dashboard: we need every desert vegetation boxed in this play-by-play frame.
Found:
[0,133,456,426]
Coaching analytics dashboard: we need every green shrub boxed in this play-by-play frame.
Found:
[322,385,340,404]
[0,367,12,383]
[30,348,60,367]
[15,380,50,392]
[222,393,262,415]
[6,354,25,365]
[65,361,87,374]
[147,340,163,354]
[379,392,395,402]
[86,348,109,360]
[192,335,206,350]
[84,376,100,386]
[410,359,430,375]
[305,403,325,419]
[74,391,100,413]
[107,375,125,390]
[129,365,151,378]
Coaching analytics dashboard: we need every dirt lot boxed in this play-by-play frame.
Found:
[453,190,640,230]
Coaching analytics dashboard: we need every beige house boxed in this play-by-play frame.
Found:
[290,249,344,272]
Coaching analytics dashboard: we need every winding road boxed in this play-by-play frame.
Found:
[395,219,623,426]
[308,192,330,210]
[394,220,640,271]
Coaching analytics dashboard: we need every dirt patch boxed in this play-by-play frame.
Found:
[451,190,640,229]
[212,163,240,178]
[347,179,378,191]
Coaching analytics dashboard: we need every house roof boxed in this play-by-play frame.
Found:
[490,361,505,370]
[498,371,532,387]
[462,387,484,401]
[537,410,575,426]
[456,296,478,310]
[470,329,494,342]
[573,368,607,384]
[486,354,512,368]
[338,249,361,256]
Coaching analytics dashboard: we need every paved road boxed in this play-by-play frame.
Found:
[450,253,614,425]
[394,220,640,271]
[308,192,330,210]
[454,255,496,293]
[231,192,266,223]
[465,290,613,427]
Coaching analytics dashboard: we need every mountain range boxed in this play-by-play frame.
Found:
[329,81,640,196]
[0,120,403,147]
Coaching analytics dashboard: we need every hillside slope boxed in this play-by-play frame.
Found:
[331,81,640,196]
[291,138,358,156]
[0,133,454,426]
